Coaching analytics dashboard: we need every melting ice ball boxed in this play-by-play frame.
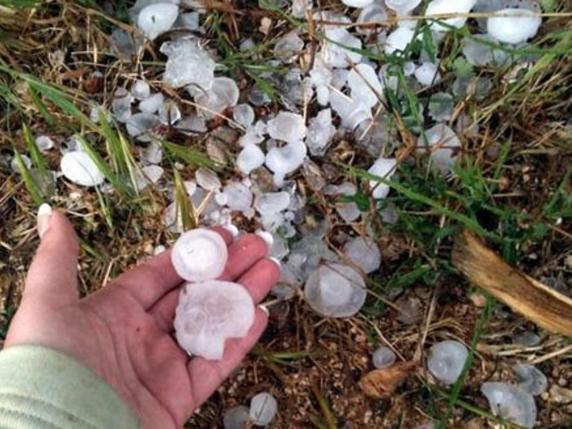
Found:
[343,236,381,274]
[174,281,255,360]
[305,263,367,318]
[137,3,179,40]
[427,340,468,385]
[487,8,542,44]
[513,364,548,396]
[223,406,250,429]
[481,382,537,428]
[249,392,278,426]
[425,0,477,31]
[372,346,397,369]
[60,151,105,187]
[171,228,228,282]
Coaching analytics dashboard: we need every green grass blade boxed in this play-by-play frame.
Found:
[13,151,44,205]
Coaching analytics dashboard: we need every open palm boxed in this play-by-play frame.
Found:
[5,211,279,428]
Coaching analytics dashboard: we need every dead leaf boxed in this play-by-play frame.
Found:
[359,361,417,399]
[452,230,572,337]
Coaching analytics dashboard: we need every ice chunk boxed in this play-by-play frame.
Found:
[329,90,372,130]
[414,62,441,86]
[134,165,164,191]
[137,3,178,40]
[274,31,304,62]
[195,167,221,191]
[223,182,253,213]
[306,109,336,156]
[418,124,461,173]
[255,192,290,215]
[512,331,541,347]
[425,0,477,32]
[341,0,374,8]
[239,121,267,146]
[193,77,240,115]
[60,151,105,187]
[343,236,381,274]
[233,104,255,128]
[487,8,542,44]
[126,112,161,142]
[267,112,306,144]
[177,115,208,134]
[428,92,455,122]
[174,280,255,360]
[131,79,151,100]
[171,228,228,282]
[237,144,265,175]
[372,346,397,369]
[249,392,278,426]
[481,382,537,428]
[305,263,367,318]
[158,101,182,125]
[111,88,133,123]
[179,12,200,30]
[347,63,383,108]
[385,0,421,14]
[385,27,415,55]
[265,141,307,176]
[427,340,468,385]
[139,93,164,114]
[324,182,361,222]
[35,136,54,152]
[357,4,389,35]
[322,28,363,68]
[368,157,397,199]
[161,38,216,90]
[463,34,509,66]
[223,406,250,429]
[513,364,548,396]
[292,0,312,18]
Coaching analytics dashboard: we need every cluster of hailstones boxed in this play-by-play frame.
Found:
[7,0,547,426]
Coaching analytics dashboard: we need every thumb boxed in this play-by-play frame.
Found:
[22,204,80,310]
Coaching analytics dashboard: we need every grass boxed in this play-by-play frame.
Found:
[0,1,571,427]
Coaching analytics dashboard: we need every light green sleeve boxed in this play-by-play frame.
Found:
[0,345,140,429]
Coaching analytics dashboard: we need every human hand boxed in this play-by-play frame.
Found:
[5,207,280,428]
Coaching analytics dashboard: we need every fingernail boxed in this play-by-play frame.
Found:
[37,203,52,238]
[269,257,281,269]
[223,224,239,238]
[258,304,269,316]
[255,230,274,250]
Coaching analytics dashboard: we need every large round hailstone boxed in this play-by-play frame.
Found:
[368,157,397,199]
[341,0,374,8]
[343,236,381,274]
[137,3,179,40]
[427,340,468,385]
[385,0,421,14]
[267,112,307,143]
[174,281,255,360]
[237,144,265,175]
[265,141,307,175]
[481,382,537,428]
[305,263,367,318]
[372,346,397,369]
[60,151,105,187]
[171,228,228,282]
[249,392,278,426]
[487,8,542,44]
[425,0,477,31]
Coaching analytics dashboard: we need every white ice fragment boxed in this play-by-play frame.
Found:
[428,92,455,122]
[324,182,361,222]
[347,63,383,108]
[179,12,200,31]
[274,31,304,62]
[237,144,265,175]
[195,167,221,191]
[372,346,397,369]
[329,90,372,130]
[140,141,163,165]
[174,280,255,360]
[10,154,31,173]
[161,38,215,89]
[111,88,133,123]
[139,93,164,114]
[306,109,336,156]
[385,27,415,55]
[35,136,54,152]
[481,382,537,428]
[158,101,182,125]
[385,0,421,14]
[341,0,374,8]
[223,406,250,429]
[322,28,362,68]
[233,104,255,128]
[176,115,208,134]
[368,157,397,199]
[60,151,105,187]
[255,192,291,215]
[425,0,477,32]
[513,364,548,396]
[487,8,542,44]
[126,112,161,141]
[414,62,441,86]
[134,165,164,191]
[343,236,381,274]
[184,180,197,197]
[357,4,388,35]
[305,263,367,318]
[249,392,278,426]
[223,181,253,213]
[463,34,509,66]
[427,340,468,385]
[418,124,462,173]
[267,112,306,144]
[292,0,312,18]
[137,3,178,40]
[131,79,151,100]
[193,77,240,115]
[171,228,228,282]
[265,141,307,176]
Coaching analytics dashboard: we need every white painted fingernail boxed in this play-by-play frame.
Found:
[269,257,281,269]
[255,229,274,250]
[223,224,239,238]
[37,203,52,238]
[259,304,269,316]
